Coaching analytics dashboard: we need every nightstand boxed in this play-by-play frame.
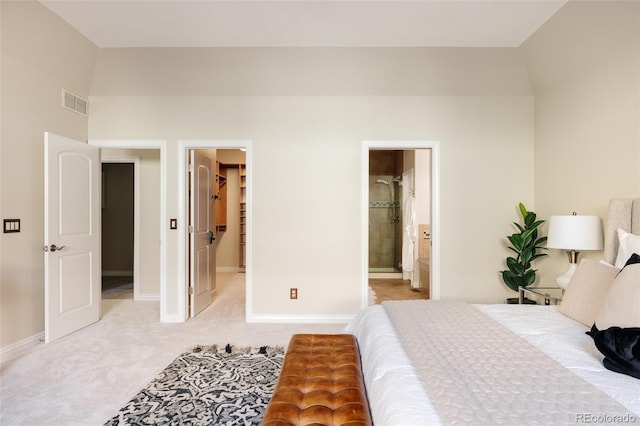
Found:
[519,286,564,305]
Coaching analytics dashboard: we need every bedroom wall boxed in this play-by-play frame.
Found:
[0,1,98,349]
[88,47,535,317]
[10,0,633,350]
[523,1,640,284]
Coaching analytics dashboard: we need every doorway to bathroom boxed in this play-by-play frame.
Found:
[363,141,440,307]
[368,150,403,276]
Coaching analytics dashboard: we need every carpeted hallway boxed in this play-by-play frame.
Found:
[0,273,344,425]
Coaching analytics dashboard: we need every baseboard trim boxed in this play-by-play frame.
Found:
[216,266,241,273]
[0,331,44,365]
[368,272,403,279]
[102,270,134,277]
[247,313,355,324]
[161,313,185,323]
[135,293,160,302]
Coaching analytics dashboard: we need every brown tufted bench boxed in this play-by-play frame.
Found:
[262,334,372,426]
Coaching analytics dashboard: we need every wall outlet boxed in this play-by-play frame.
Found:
[290,288,298,299]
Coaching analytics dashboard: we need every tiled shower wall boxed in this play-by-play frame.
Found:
[369,151,403,271]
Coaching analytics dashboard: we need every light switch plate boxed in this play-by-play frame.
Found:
[3,219,20,233]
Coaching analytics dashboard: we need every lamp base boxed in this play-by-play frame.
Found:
[556,250,580,289]
[556,263,577,289]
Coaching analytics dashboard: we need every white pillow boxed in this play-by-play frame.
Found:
[595,262,640,329]
[559,259,620,327]
[614,228,640,268]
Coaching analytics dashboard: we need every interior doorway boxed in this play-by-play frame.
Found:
[362,141,440,308]
[89,139,168,320]
[178,141,251,322]
[101,162,134,299]
[99,149,162,303]
[185,148,247,318]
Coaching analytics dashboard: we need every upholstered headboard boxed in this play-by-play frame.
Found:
[604,198,640,265]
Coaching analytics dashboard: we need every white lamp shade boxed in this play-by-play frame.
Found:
[546,215,603,250]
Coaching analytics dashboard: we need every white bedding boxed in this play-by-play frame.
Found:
[344,303,640,426]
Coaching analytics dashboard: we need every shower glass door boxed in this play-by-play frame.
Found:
[368,150,403,273]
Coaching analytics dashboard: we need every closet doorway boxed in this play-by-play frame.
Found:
[178,140,252,322]
[101,162,135,299]
[100,149,162,302]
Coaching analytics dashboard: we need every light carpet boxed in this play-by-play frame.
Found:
[0,273,344,425]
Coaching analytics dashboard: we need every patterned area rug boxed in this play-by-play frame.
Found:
[105,344,284,426]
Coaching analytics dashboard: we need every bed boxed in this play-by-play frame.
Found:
[345,199,640,425]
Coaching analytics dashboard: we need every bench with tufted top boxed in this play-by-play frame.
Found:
[262,334,372,426]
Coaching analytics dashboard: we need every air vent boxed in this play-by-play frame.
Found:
[62,89,88,116]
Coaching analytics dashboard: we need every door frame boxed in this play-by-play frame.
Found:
[362,141,441,308]
[178,140,252,322]
[89,140,169,318]
[100,156,144,300]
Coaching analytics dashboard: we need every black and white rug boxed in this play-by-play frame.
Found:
[105,344,284,426]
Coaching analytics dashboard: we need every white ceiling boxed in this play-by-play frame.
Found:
[39,0,567,48]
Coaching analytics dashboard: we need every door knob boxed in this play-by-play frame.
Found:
[208,231,215,245]
[43,244,66,252]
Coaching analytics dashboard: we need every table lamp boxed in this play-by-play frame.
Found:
[546,213,603,289]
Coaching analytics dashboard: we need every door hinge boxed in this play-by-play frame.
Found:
[189,287,194,295]
[188,164,194,172]
[188,225,194,234]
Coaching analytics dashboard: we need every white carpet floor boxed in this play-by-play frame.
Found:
[0,272,344,425]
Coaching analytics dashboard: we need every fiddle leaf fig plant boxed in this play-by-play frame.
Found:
[501,203,548,292]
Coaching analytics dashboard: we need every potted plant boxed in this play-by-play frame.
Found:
[501,202,548,303]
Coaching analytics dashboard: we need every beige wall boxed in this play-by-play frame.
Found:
[7,0,637,349]
[0,1,97,348]
[218,149,246,165]
[414,149,431,227]
[90,48,532,97]
[523,1,640,284]
[88,45,535,315]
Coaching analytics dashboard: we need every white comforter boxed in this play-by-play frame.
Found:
[344,303,640,426]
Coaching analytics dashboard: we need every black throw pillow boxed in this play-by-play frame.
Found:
[587,324,640,379]
[621,252,640,269]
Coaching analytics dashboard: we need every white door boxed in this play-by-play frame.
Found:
[190,151,215,316]
[44,132,100,343]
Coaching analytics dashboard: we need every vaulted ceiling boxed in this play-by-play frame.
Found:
[40,0,567,48]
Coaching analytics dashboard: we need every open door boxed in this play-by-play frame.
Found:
[189,150,215,316]
[44,132,100,343]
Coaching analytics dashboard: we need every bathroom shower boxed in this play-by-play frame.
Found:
[376,178,400,223]
[376,177,401,185]
[369,150,404,274]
